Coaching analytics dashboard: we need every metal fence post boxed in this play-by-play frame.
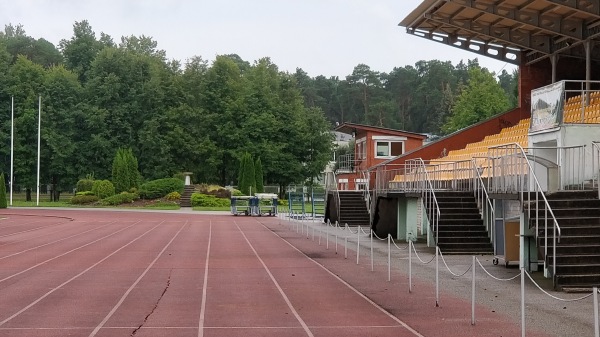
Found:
[471,256,476,325]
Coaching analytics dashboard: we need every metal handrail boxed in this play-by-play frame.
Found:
[592,142,600,198]
[361,170,372,225]
[489,143,562,279]
[411,158,441,245]
[324,171,341,224]
[472,157,495,242]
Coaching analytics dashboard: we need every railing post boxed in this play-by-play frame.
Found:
[521,268,526,337]
[409,240,412,293]
[387,234,391,281]
[435,246,440,307]
[471,256,476,325]
[371,229,374,272]
[594,287,599,337]
[357,225,360,265]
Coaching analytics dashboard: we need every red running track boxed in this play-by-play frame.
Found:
[0,209,548,337]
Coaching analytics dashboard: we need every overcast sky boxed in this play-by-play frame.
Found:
[2,0,516,78]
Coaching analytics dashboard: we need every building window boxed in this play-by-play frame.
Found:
[375,141,404,158]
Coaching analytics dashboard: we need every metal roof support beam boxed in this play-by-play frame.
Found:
[406,28,520,64]
[545,0,600,17]
[425,13,553,53]
[443,0,584,39]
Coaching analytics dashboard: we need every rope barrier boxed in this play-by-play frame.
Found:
[391,239,409,251]
[476,258,521,281]
[411,242,436,264]
[439,250,473,277]
[524,271,593,302]
[372,231,388,241]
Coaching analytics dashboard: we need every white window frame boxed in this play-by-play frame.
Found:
[373,136,406,159]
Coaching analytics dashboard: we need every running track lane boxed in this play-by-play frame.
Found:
[0,210,550,336]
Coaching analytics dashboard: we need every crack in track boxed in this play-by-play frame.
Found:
[131,269,172,336]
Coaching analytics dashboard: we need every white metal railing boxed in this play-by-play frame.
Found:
[561,80,600,124]
[324,170,340,223]
[361,170,372,226]
[487,143,562,279]
[412,158,441,245]
[488,144,587,193]
[472,157,495,243]
[592,141,600,198]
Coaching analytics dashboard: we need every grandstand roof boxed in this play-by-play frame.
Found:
[400,0,600,66]
[334,122,427,139]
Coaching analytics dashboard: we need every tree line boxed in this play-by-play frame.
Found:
[293,60,518,136]
[0,21,518,198]
[0,21,332,197]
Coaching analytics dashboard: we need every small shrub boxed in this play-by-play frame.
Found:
[100,192,138,206]
[165,191,181,201]
[139,178,184,199]
[231,189,244,197]
[91,180,115,199]
[76,191,95,196]
[278,199,288,207]
[76,179,94,192]
[190,193,230,207]
[70,195,99,204]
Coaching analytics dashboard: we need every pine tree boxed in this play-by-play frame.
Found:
[0,173,7,208]
[238,152,256,195]
[237,154,246,192]
[254,157,264,193]
[112,148,140,193]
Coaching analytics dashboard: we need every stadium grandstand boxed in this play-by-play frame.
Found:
[325,0,600,290]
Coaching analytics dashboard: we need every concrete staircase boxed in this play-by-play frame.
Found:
[435,191,494,255]
[525,190,600,289]
[337,191,370,227]
[180,185,196,207]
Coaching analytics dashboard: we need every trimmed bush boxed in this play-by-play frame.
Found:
[190,193,230,207]
[70,195,99,205]
[76,179,94,192]
[76,191,95,196]
[231,189,244,196]
[100,192,138,206]
[139,178,184,199]
[165,191,181,201]
[277,199,288,207]
[91,180,115,199]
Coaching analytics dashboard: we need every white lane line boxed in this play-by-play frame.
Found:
[0,221,164,327]
[255,219,426,337]
[0,220,68,238]
[0,222,116,261]
[234,221,314,337]
[0,221,142,284]
[88,221,188,337]
[0,220,114,248]
[198,221,212,337]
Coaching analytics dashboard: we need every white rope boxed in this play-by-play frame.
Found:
[359,226,370,235]
[439,251,473,277]
[411,242,436,264]
[525,271,594,302]
[476,258,521,281]
[372,231,387,241]
[392,240,409,251]
[345,225,359,235]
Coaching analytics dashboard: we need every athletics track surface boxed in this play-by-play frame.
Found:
[0,209,548,337]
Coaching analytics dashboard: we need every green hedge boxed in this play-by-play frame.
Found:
[70,195,99,204]
[190,193,230,207]
[139,178,184,199]
[100,192,138,206]
[76,179,94,192]
[91,180,115,199]
[76,191,95,196]
[165,191,181,201]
